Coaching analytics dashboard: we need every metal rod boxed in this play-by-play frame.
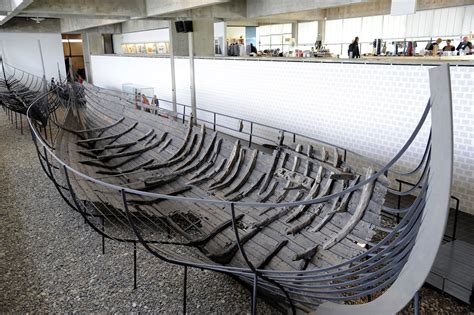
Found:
[213,112,216,131]
[133,241,137,290]
[452,197,459,240]
[188,31,197,125]
[182,106,185,124]
[397,181,402,223]
[249,122,253,147]
[252,273,258,315]
[15,112,17,128]
[183,266,188,314]
[413,291,420,315]
[20,115,23,135]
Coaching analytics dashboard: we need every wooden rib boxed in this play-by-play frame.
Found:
[173,127,212,171]
[333,147,341,168]
[186,214,245,247]
[81,138,170,170]
[209,148,245,190]
[310,175,360,233]
[176,136,221,173]
[286,175,333,223]
[95,132,168,161]
[226,173,265,202]
[168,120,193,160]
[76,130,154,158]
[187,158,227,185]
[256,239,289,269]
[256,182,278,202]
[285,166,324,223]
[168,125,205,164]
[321,147,328,161]
[96,158,155,175]
[76,122,138,144]
[188,137,223,179]
[143,134,216,188]
[58,116,125,134]
[144,125,204,171]
[126,186,192,205]
[304,145,313,176]
[223,150,259,197]
[258,149,281,195]
[206,228,261,264]
[323,168,374,250]
[286,205,323,235]
[257,190,304,219]
[208,140,241,186]
[293,245,319,270]
[144,133,157,146]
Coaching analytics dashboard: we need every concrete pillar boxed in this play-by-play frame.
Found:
[192,19,214,57]
[318,20,325,45]
[171,20,215,57]
[82,32,104,83]
[292,22,298,44]
[170,21,189,56]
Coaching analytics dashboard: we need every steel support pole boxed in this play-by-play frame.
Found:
[169,21,178,120]
[183,266,188,314]
[133,241,137,290]
[188,31,197,125]
[413,291,420,315]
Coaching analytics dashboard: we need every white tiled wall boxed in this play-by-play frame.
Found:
[91,56,474,214]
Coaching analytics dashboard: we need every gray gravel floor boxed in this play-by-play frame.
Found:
[0,112,281,314]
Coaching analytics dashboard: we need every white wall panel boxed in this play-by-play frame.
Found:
[462,5,474,35]
[91,56,474,215]
[0,32,65,80]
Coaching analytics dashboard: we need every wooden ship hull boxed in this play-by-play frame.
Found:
[22,65,453,314]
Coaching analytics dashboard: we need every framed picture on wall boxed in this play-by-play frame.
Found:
[146,43,157,54]
[127,44,137,54]
[136,44,146,54]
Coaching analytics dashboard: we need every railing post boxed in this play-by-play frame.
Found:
[213,112,216,131]
[183,266,188,314]
[396,181,402,223]
[182,106,186,124]
[249,122,253,147]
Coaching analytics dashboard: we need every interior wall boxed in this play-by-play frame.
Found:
[90,55,474,215]
[0,32,66,80]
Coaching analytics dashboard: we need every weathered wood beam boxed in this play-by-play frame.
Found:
[323,168,375,250]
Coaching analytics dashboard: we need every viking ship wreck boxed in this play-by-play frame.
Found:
[4,61,452,314]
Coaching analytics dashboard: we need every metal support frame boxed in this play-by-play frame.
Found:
[413,291,420,315]
[188,31,197,125]
[169,21,178,119]
[24,64,454,315]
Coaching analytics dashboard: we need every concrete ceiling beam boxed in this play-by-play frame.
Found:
[246,0,370,18]
[145,0,231,16]
[61,17,125,33]
[22,0,146,19]
[0,16,59,32]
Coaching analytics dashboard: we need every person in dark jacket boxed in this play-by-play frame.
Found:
[250,43,257,54]
[348,37,360,58]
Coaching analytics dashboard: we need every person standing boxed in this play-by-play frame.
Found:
[443,39,455,52]
[456,36,473,55]
[348,37,360,58]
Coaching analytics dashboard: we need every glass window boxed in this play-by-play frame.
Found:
[298,21,318,47]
